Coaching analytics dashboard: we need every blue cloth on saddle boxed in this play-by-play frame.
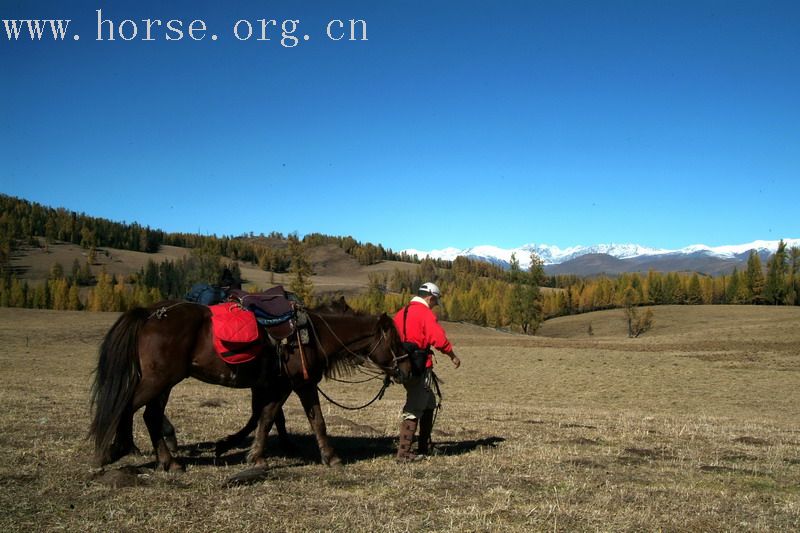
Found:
[185,283,226,305]
[252,308,295,326]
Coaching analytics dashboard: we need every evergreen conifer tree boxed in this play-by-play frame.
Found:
[686,273,703,304]
[764,240,788,305]
[789,247,800,305]
[288,235,314,304]
[745,250,765,304]
[67,283,82,310]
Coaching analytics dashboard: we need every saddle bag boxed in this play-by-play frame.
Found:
[208,303,264,364]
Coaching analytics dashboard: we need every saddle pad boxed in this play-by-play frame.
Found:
[230,286,295,318]
[208,303,263,364]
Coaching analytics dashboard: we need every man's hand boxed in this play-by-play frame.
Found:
[451,354,461,369]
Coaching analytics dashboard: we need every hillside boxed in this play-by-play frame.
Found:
[538,304,800,347]
[8,240,417,297]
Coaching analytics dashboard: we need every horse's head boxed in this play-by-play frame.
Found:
[373,313,413,384]
[313,296,355,315]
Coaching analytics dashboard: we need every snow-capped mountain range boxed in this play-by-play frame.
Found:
[402,239,800,276]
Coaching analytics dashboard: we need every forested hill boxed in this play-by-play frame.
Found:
[1,194,798,333]
[0,194,417,271]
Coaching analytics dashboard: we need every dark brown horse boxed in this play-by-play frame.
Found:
[210,296,358,456]
[89,301,410,471]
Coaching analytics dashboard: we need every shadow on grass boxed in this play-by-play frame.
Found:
[113,433,506,486]
[169,432,505,468]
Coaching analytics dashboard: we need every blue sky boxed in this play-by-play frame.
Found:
[2,1,798,252]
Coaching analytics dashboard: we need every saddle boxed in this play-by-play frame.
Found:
[227,286,308,344]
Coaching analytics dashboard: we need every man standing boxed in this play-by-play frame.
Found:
[393,282,461,462]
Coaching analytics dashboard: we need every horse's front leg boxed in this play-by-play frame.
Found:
[247,384,291,467]
[296,383,341,466]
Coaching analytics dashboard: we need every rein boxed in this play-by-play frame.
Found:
[317,376,392,411]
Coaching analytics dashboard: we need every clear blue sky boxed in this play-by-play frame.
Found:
[2,1,798,252]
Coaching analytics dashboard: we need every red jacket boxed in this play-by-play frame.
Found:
[393,298,453,368]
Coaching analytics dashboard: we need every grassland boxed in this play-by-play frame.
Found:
[0,305,798,532]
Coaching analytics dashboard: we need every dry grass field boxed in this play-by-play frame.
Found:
[1,304,799,532]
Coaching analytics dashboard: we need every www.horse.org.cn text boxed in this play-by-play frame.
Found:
[2,9,369,47]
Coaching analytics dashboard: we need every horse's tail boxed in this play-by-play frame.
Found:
[89,306,150,465]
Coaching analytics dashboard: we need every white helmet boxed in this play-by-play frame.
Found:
[418,282,441,299]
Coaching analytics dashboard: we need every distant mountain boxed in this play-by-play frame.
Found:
[402,239,800,276]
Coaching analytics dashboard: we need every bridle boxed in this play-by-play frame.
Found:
[310,312,413,411]
[309,312,410,383]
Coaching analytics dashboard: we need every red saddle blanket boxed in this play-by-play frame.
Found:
[209,303,264,364]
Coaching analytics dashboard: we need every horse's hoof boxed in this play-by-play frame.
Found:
[107,443,129,464]
[166,460,185,473]
[164,435,179,454]
[324,455,343,467]
[246,449,267,467]
[215,441,232,458]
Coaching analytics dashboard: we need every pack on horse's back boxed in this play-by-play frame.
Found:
[184,283,226,305]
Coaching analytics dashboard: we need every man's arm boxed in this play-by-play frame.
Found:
[426,314,460,368]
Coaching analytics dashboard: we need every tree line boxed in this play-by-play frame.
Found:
[0,245,243,312]
[1,194,797,332]
[0,194,417,280]
[541,243,800,318]
[345,253,546,334]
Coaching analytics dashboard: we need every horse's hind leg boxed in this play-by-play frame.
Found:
[110,405,142,460]
[162,415,178,454]
[143,390,183,472]
[160,392,179,455]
